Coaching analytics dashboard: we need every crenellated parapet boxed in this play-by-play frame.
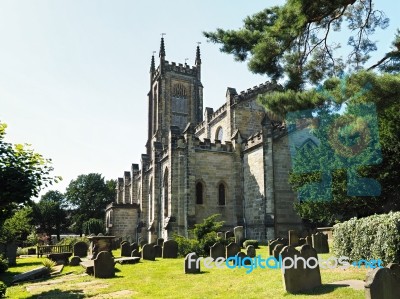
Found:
[243,131,263,151]
[233,81,280,103]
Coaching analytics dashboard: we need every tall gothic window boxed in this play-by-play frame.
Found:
[149,180,153,222]
[218,183,226,206]
[172,83,188,130]
[215,127,223,141]
[196,182,203,204]
[163,169,169,217]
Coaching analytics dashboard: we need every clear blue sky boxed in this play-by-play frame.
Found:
[0,0,398,198]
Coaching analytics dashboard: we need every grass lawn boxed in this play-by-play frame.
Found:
[0,246,368,299]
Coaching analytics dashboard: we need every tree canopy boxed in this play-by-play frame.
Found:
[204,0,399,90]
[65,173,116,234]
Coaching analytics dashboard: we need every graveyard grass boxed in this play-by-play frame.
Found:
[1,247,368,299]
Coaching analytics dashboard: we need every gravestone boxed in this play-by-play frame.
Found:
[273,244,285,259]
[298,238,306,246]
[141,244,155,261]
[6,242,17,266]
[288,230,299,246]
[130,242,139,252]
[12,267,49,283]
[185,253,200,274]
[235,251,251,265]
[269,240,285,256]
[73,242,88,258]
[217,232,224,239]
[139,240,147,248]
[153,245,162,258]
[280,245,321,293]
[121,242,131,257]
[131,249,141,258]
[305,236,312,246]
[162,240,178,258]
[70,256,81,266]
[225,231,234,240]
[312,232,329,253]
[210,242,225,260]
[226,242,240,259]
[233,226,244,246]
[93,251,115,278]
[157,238,164,246]
[246,245,256,258]
[365,263,400,299]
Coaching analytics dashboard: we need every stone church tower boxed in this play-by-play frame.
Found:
[105,38,304,243]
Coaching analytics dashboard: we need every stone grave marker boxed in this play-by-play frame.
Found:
[162,240,178,258]
[246,245,256,258]
[225,231,234,240]
[210,242,225,260]
[217,232,224,239]
[157,238,164,246]
[121,242,131,257]
[185,252,200,274]
[131,249,141,258]
[153,245,162,258]
[280,245,321,293]
[288,230,299,246]
[365,263,400,299]
[234,226,244,246]
[273,244,285,259]
[312,232,329,253]
[130,242,139,252]
[305,236,312,246]
[73,241,88,258]
[269,239,284,256]
[141,244,155,261]
[69,256,81,266]
[139,240,147,248]
[226,242,240,259]
[94,251,115,278]
[235,251,251,265]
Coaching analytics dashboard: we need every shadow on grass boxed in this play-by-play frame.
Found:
[25,289,85,299]
[294,283,351,295]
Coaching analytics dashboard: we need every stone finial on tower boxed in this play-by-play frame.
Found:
[150,52,155,74]
[159,34,166,58]
[195,42,201,65]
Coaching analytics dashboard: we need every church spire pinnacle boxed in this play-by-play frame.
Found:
[150,52,155,73]
[195,42,201,65]
[159,34,166,58]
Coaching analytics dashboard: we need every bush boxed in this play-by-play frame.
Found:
[82,218,104,236]
[333,212,400,264]
[0,255,8,274]
[42,258,56,273]
[243,240,259,249]
[174,235,201,257]
[0,281,6,298]
[56,237,89,247]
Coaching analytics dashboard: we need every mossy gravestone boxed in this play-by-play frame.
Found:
[365,263,400,299]
[280,245,321,294]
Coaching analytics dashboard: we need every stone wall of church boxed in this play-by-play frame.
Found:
[105,205,139,239]
[243,144,266,241]
[233,99,265,139]
[272,135,303,237]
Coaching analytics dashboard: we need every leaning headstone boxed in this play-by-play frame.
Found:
[131,249,141,258]
[273,244,285,259]
[94,251,115,278]
[210,242,225,260]
[12,266,49,283]
[130,242,139,252]
[162,240,178,258]
[246,245,256,258]
[312,232,329,253]
[226,242,240,259]
[365,263,400,299]
[185,253,200,274]
[225,231,234,240]
[153,245,162,258]
[73,242,88,258]
[217,232,224,239]
[288,230,299,246]
[233,226,244,246]
[70,256,81,266]
[121,242,131,257]
[157,238,164,246]
[280,245,321,293]
[269,240,284,256]
[235,252,251,265]
[142,244,155,261]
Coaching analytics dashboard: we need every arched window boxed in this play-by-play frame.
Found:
[215,127,223,141]
[218,183,226,206]
[196,182,203,204]
[163,169,169,217]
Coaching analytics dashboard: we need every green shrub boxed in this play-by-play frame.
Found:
[56,237,89,247]
[42,258,56,273]
[0,255,8,274]
[82,218,104,236]
[243,240,259,249]
[174,235,201,257]
[333,212,400,264]
[0,281,6,298]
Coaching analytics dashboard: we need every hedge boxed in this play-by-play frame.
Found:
[333,212,400,264]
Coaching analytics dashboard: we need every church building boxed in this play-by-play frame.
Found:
[105,38,304,243]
